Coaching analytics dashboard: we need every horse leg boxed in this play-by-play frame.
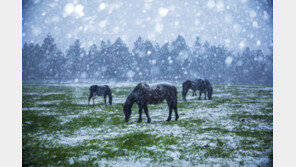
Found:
[166,99,173,121]
[92,96,95,106]
[173,100,179,121]
[144,106,151,123]
[137,104,143,123]
[108,93,112,105]
[204,91,207,100]
[182,89,188,101]
[103,95,107,105]
[166,106,173,121]
[174,107,179,121]
[88,93,92,106]
[172,95,179,121]
[199,91,202,100]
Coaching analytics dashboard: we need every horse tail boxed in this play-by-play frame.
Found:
[182,81,189,101]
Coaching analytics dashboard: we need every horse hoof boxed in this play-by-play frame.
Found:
[166,119,171,122]
[175,117,179,121]
[137,120,142,123]
[147,119,151,123]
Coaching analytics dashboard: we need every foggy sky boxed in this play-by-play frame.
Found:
[22,0,273,54]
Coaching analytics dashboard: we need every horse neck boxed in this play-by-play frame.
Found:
[125,94,136,108]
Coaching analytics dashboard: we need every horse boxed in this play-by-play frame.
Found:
[182,79,204,101]
[201,79,213,100]
[122,83,179,123]
[88,85,112,106]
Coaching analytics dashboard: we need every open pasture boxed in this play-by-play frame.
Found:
[22,82,273,166]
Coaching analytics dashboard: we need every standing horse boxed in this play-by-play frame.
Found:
[182,79,204,101]
[88,85,112,106]
[197,79,213,100]
[122,83,179,123]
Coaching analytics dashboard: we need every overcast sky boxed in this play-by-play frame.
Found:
[22,0,273,54]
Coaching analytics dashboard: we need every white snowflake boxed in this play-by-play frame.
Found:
[207,0,215,9]
[256,40,261,46]
[75,4,84,18]
[99,3,107,10]
[224,14,233,23]
[249,10,257,18]
[63,3,74,17]
[252,21,259,28]
[155,23,163,33]
[225,56,233,66]
[158,8,168,17]
[151,59,156,65]
[99,20,108,28]
[239,41,245,50]
[216,1,224,11]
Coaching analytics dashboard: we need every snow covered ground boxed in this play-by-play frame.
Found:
[22,82,273,166]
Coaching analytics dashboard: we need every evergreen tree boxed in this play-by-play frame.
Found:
[158,42,171,80]
[65,39,86,79]
[170,35,190,80]
[111,37,131,80]
[132,36,144,80]
[191,36,203,79]
[39,34,64,80]
[22,33,273,84]
[99,40,112,80]
[86,44,100,79]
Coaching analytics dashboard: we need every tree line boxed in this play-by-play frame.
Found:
[22,34,273,84]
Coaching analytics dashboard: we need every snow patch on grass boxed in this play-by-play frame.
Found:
[23,107,49,111]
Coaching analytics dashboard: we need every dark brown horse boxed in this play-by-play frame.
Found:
[182,79,204,101]
[201,79,213,100]
[123,83,179,123]
[88,85,112,105]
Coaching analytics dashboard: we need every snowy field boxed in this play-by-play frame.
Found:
[22,82,273,166]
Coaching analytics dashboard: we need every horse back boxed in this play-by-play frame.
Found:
[144,84,177,104]
[194,79,204,91]
[89,85,110,96]
[182,80,194,90]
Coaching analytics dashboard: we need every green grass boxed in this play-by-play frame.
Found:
[22,82,273,166]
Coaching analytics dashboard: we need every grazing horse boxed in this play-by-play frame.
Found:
[200,79,213,100]
[88,85,112,105]
[182,79,204,101]
[122,83,179,123]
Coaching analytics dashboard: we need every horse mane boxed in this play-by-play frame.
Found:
[133,83,149,91]
[125,83,148,103]
[182,80,193,87]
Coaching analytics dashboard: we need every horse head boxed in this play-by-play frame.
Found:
[122,103,132,122]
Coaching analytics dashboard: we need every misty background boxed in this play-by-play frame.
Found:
[22,0,273,84]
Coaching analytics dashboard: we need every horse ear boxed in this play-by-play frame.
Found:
[140,83,144,87]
